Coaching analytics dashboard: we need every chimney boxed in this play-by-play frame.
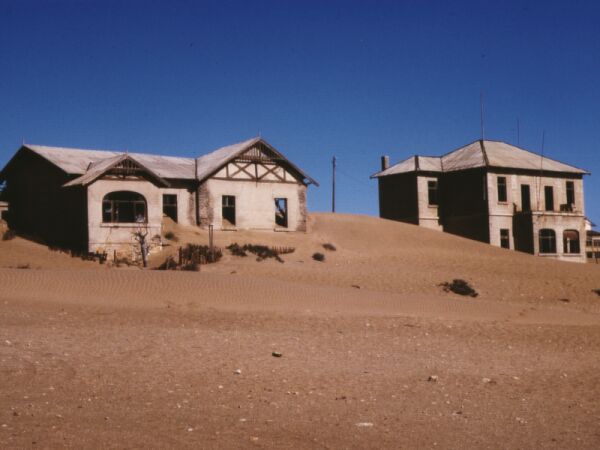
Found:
[381,155,390,171]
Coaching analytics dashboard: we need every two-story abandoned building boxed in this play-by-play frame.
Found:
[0,137,317,258]
[372,140,589,263]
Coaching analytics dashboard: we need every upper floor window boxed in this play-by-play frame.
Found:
[566,181,575,207]
[539,229,556,253]
[102,191,147,223]
[427,180,438,206]
[544,186,554,211]
[497,176,507,203]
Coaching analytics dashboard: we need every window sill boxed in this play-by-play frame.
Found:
[100,223,150,228]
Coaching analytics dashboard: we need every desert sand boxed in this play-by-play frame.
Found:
[1,213,600,449]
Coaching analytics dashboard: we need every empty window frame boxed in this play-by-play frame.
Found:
[500,229,510,249]
[521,184,531,212]
[497,176,507,203]
[566,181,575,207]
[222,195,236,226]
[163,194,178,222]
[274,198,288,228]
[539,229,556,254]
[102,191,147,223]
[563,230,580,254]
[427,180,438,206]
[544,186,554,211]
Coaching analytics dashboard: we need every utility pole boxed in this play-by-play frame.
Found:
[331,155,336,213]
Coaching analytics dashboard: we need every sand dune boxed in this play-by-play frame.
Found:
[1,214,600,448]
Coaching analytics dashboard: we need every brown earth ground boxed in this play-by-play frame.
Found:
[1,213,600,449]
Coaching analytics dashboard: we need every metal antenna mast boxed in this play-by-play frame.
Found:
[480,91,485,140]
[536,130,546,210]
[331,155,336,213]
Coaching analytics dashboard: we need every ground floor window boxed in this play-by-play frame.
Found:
[275,198,288,228]
[102,191,147,223]
[539,229,556,253]
[563,230,580,254]
[500,229,510,249]
[163,194,178,222]
[222,195,236,226]
[427,180,438,206]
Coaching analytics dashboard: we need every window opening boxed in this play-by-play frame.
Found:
[163,194,178,222]
[222,195,236,226]
[563,230,580,254]
[539,229,556,253]
[427,180,438,206]
[500,229,510,249]
[497,177,507,202]
[102,191,147,223]
[275,198,288,228]
[566,181,575,207]
[521,184,531,212]
[544,186,554,211]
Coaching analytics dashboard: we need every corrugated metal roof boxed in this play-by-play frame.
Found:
[373,140,588,178]
[17,137,318,186]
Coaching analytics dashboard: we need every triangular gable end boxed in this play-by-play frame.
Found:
[63,154,170,187]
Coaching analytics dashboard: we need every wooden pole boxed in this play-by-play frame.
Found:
[332,155,336,213]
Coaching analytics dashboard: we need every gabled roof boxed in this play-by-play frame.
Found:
[196,137,318,185]
[373,139,588,178]
[63,154,170,187]
[2,138,317,186]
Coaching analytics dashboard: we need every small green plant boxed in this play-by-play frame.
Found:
[312,252,325,262]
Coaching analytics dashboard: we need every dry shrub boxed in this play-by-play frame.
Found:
[226,243,294,263]
[440,279,478,297]
[322,243,336,251]
[164,231,178,241]
[312,252,325,262]
[593,289,600,297]
[2,229,16,241]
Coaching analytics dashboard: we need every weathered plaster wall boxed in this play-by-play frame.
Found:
[532,213,587,263]
[199,178,306,231]
[87,179,163,258]
[160,185,196,226]
[416,175,442,231]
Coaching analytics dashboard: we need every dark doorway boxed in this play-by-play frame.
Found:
[222,195,236,226]
[544,186,554,211]
[521,184,531,212]
[500,229,510,249]
[275,198,288,228]
[163,194,178,222]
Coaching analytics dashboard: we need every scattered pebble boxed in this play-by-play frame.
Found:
[351,285,361,289]
[428,375,438,382]
[272,351,282,358]
[356,422,374,427]
[516,417,527,424]
[187,427,194,432]
[234,369,242,375]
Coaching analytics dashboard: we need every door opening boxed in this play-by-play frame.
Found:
[222,195,236,226]
[521,184,531,212]
[275,198,288,228]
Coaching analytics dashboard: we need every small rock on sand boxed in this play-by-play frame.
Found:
[272,351,282,358]
[234,369,242,375]
[428,375,438,382]
[356,422,374,427]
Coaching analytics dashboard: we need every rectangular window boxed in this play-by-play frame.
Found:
[521,184,531,212]
[222,195,236,226]
[427,180,438,206]
[274,198,288,228]
[500,229,510,249]
[497,177,507,203]
[544,186,554,211]
[162,194,178,222]
[566,181,575,206]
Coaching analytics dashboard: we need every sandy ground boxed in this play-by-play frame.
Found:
[1,214,600,449]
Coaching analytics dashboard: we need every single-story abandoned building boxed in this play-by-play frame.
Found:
[0,137,317,258]
[372,139,589,263]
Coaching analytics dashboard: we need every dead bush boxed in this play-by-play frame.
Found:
[226,243,294,263]
[164,231,178,241]
[440,279,478,297]
[155,244,221,271]
[593,289,600,297]
[2,229,16,241]
[322,243,337,251]
[312,252,325,262]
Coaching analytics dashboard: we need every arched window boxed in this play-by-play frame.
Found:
[102,191,147,223]
[539,229,556,254]
[563,230,580,254]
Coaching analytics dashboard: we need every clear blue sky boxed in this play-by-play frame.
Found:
[1,0,599,223]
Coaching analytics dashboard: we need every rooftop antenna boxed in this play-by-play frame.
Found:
[480,91,485,140]
[536,130,545,210]
[517,118,520,146]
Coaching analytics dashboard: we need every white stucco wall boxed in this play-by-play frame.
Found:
[416,175,442,231]
[160,187,195,226]
[201,178,306,231]
[87,179,163,258]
